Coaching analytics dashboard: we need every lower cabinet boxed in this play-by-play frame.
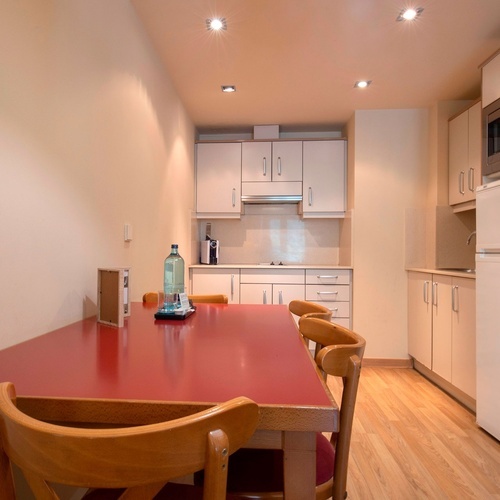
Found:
[190,268,240,304]
[408,271,476,401]
[305,269,351,328]
[240,269,305,305]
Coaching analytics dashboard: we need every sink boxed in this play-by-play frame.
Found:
[440,268,475,274]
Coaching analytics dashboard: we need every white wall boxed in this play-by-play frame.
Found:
[350,109,429,359]
[0,0,195,349]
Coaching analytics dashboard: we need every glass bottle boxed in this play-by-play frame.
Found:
[163,244,185,311]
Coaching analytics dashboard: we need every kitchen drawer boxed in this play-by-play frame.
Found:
[240,269,304,284]
[317,301,350,318]
[306,284,350,302]
[306,269,351,285]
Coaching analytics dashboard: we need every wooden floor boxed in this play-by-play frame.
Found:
[327,366,500,500]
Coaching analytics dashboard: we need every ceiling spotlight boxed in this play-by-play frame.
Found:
[206,18,227,31]
[396,7,423,21]
[354,80,372,89]
[221,85,236,93]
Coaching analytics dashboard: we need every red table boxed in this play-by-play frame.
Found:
[0,302,337,498]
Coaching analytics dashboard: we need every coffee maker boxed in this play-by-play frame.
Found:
[200,237,219,265]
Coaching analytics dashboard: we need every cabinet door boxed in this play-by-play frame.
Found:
[191,268,240,304]
[272,141,302,182]
[196,143,241,217]
[451,278,476,398]
[240,283,273,304]
[408,272,433,369]
[467,102,481,198]
[449,112,469,205]
[448,103,480,206]
[242,142,272,182]
[303,140,346,217]
[272,284,305,305]
[432,275,452,381]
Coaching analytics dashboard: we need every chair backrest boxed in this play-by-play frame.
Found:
[0,382,258,500]
[142,293,229,304]
[299,317,365,500]
[189,294,228,304]
[288,300,332,322]
[142,291,159,303]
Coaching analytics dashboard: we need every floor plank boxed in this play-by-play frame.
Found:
[327,367,500,499]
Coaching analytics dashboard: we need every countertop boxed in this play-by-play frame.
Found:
[407,268,476,279]
[189,264,353,270]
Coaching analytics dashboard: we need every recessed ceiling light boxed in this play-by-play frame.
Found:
[206,18,227,31]
[396,7,423,22]
[221,85,236,93]
[354,80,372,89]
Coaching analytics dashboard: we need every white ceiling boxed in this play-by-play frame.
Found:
[132,0,500,134]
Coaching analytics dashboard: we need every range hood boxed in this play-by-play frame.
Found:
[241,182,302,204]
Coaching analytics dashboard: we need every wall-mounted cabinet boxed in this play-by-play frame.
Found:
[196,138,347,219]
[242,141,302,183]
[481,49,500,108]
[302,140,346,218]
[448,101,481,207]
[196,143,241,219]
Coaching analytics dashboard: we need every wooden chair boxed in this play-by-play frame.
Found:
[188,294,228,304]
[222,317,366,500]
[0,382,258,500]
[142,292,228,304]
[288,299,332,322]
[289,300,333,356]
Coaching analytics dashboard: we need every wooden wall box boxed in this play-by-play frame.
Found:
[97,268,130,327]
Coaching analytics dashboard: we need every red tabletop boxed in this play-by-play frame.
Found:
[0,302,333,409]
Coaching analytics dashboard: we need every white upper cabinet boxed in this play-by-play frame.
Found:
[242,141,302,182]
[448,102,481,207]
[302,140,346,217]
[196,143,242,218]
[482,50,500,108]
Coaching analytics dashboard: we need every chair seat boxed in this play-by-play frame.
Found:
[222,433,335,493]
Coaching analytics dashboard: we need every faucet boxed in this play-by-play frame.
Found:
[466,231,476,245]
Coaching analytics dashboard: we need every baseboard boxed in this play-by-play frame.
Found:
[413,359,476,412]
[362,358,413,368]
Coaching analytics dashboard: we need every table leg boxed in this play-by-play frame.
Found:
[283,430,316,499]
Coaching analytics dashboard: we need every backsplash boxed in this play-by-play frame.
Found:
[197,204,340,265]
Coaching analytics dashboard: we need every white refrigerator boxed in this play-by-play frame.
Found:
[475,179,500,440]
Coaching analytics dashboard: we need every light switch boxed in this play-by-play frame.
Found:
[124,224,133,242]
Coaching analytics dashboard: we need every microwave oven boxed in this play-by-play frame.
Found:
[483,97,500,179]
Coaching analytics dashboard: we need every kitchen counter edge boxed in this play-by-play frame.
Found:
[190,264,353,270]
[406,268,476,279]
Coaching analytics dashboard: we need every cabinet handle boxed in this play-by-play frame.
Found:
[278,290,283,304]
[232,188,236,207]
[230,274,234,301]
[468,168,475,192]
[263,157,267,177]
[459,171,465,194]
[263,289,267,304]
[452,285,459,312]
[432,282,438,306]
[317,275,338,280]
[423,280,430,304]
[277,157,282,176]
[317,291,338,295]
[308,187,313,206]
